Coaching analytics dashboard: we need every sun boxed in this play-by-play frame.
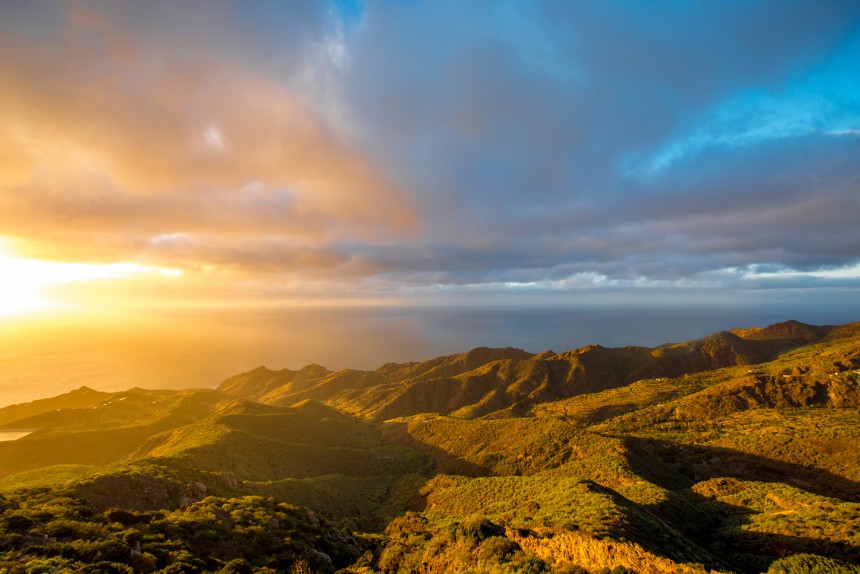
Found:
[0,281,53,317]
[0,241,182,318]
[0,251,60,317]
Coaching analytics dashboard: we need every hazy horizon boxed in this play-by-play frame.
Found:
[1,302,855,408]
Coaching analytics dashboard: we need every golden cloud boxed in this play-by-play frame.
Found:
[0,4,417,273]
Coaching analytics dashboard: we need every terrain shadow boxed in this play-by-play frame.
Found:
[647,490,860,574]
[623,436,860,502]
[621,436,860,572]
[379,421,492,478]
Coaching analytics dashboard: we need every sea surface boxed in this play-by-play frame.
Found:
[0,431,35,441]
[0,302,855,408]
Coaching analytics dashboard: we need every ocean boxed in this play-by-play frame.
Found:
[0,302,855,408]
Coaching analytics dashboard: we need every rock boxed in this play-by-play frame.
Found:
[219,472,238,489]
[310,550,333,569]
[179,481,207,507]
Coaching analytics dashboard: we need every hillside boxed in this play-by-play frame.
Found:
[0,394,424,529]
[0,319,858,573]
[218,320,842,420]
[0,385,114,426]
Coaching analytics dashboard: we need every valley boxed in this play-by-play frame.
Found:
[0,320,858,573]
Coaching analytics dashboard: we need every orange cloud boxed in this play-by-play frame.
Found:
[0,4,416,275]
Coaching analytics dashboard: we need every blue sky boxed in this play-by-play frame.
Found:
[0,0,859,309]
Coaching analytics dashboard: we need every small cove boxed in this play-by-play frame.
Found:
[0,430,36,441]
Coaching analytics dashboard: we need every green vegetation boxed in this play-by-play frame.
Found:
[0,491,364,573]
[0,464,97,492]
[0,319,858,572]
[0,389,233,480]
[766,554,860,573]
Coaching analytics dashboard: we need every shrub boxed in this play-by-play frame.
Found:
[5,513,35,531]
[130,552,159,573]
[476,536,519,563]
[87,562,135,574]
[767,553,860,573]
[455,518,504,543]
[105,508,148,525]
[217,558,253,574]
[513,556,549,574]
[44,519,80,539]
[24,557,76,574]
[161,561,203,574]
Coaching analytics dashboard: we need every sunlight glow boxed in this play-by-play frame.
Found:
[0,241,181,317]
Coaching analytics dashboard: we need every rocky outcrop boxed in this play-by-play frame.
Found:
[74,472,209,511]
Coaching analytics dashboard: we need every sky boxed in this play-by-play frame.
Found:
[1,0,860,315]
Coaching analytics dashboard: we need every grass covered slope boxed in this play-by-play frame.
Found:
[109,399,425,521]
[374,414,728,573]
[0,490,367,573]
[0,385,113,426]
[0,319,858,573]
[356,321,860,573]
[0,389,233,480]
[0,392,425,526]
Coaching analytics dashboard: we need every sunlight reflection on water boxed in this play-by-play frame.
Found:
[0,431,35,441]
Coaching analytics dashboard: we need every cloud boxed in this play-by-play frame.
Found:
[320,1,860,294]
[1,0,859,306]
[0,1,416,273]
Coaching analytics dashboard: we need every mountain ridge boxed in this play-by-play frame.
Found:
[218,319,842,420]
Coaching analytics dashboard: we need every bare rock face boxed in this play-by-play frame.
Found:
[179,481,208,507]
[218,471,238,489]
